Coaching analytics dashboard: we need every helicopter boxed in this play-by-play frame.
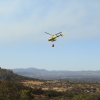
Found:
[45,31,66,47]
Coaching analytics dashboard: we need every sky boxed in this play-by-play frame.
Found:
[0,0,100,71]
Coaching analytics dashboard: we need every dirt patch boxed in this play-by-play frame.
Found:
[21,80,43,85]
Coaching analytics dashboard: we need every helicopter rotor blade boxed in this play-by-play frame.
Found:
[45,32,53,35]
[55,32,62,35]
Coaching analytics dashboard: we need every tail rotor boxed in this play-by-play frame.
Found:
[60,31,66,36]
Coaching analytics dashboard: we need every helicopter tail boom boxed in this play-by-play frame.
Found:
[60,31,66,36]
[57,31,66,37]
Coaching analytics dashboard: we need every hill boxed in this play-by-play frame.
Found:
[0,79,34,100]
[0,67,36,99]
[11,67,100,82]
[0,67,38,81]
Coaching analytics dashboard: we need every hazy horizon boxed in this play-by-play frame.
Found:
[3,67,100,72]
[0,0,100,71]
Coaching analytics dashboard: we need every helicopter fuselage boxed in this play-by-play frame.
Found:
[48,35,57,41]
[46,31,66,42]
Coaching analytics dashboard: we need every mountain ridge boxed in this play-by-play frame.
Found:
[10,67,100,82]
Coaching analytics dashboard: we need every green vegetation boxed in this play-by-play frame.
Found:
[0,67,100,100]
[0,80,34,100]
[0,80,100,100]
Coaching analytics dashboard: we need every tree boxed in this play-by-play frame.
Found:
[20,90,34,100]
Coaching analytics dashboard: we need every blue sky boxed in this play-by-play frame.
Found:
[0,0,100,71]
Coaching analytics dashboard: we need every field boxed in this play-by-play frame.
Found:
[21,80,100,94]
